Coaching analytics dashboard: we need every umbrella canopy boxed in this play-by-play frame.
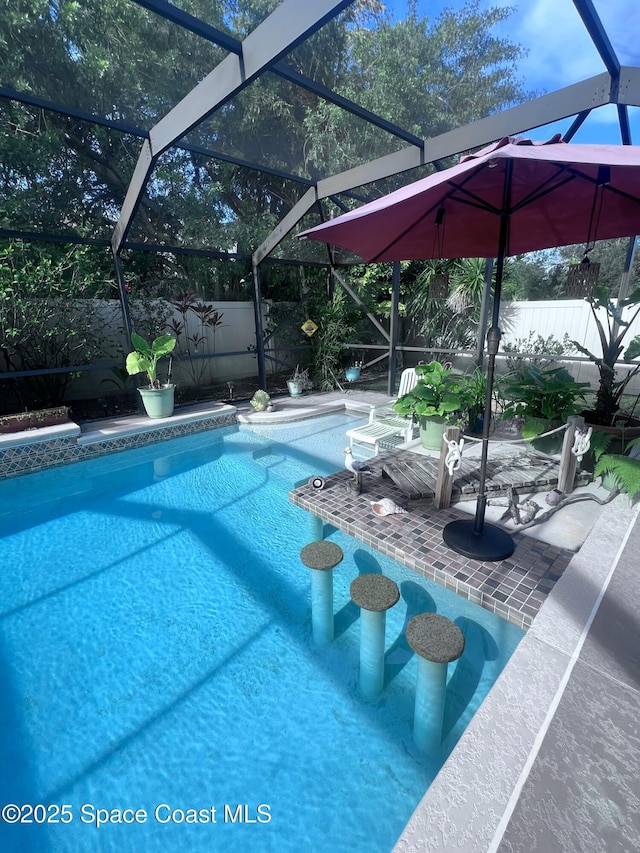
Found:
[300,135,640,561]
[300,135,640,262]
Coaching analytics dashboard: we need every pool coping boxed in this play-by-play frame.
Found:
[0,392,381,481]
[0,401,239,479]
[393,497,640,852]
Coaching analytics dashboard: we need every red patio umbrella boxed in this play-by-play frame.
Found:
[299,135,640,560]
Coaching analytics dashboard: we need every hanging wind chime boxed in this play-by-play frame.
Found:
[428,207,450,299]
[564,166,608,297]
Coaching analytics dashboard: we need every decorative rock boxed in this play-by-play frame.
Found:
[300,541,344,646]
[345,478,362,496]
[546,488,564,506]
[350,573,400,699]
[406,612,465,751]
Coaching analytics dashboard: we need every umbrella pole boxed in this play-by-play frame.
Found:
[442,323,514,560]
[443,165,515,562]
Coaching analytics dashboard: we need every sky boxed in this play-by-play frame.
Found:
[383,0,640,145]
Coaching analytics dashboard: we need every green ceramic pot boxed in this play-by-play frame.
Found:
[287,380,303,397]
[138,384,175,419]
[418,415,447,451]
[524,419,564,455]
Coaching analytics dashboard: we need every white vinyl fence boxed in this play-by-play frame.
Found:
[497,299,640,397]
[66,300,276,400]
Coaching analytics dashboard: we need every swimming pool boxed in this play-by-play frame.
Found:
[0,413,523,853]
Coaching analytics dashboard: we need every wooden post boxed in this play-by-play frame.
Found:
[558,415,585,494]
[434,426,461,509]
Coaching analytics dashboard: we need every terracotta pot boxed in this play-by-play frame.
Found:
[582,412,640,455]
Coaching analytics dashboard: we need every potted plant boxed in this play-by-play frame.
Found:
[345,360,363,382]
[456,367,488,434]
[0,405,71,434]
[125,332,177,419]
[592,432,640,500]
[287,364,310,398]
[501,363,589,454]
[250,389,271,411]
[393,360,464,450]
[572,285,640,429]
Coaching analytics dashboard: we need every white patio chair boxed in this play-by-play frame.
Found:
[346,368,419,456]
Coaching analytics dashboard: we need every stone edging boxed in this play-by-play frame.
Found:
[0,410,237,480]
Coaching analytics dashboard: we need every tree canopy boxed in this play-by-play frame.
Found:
[1,0,531,259]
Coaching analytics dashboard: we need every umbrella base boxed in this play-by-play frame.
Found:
[443,519,514,562]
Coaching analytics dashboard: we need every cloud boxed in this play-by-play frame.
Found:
[496,0,604,91]
[594,0,640,66]
[485,0,640,144]
[496,0,640,91]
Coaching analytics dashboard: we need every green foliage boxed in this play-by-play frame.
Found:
[0,240,117,409]
[571,285,640,425]
[304,1,529,178]
[502,332,576,376]
[125,332,176,388]
[308,286,358,391]
[400,260,482,353]
[500,252,566,301]
[394,361,463,420]
[456,367,489,427]
[166,290,226,391]
[1,0,530,257]
[501,364,589,437]
[593,437,640,499]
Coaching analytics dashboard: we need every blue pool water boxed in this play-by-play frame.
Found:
[0,413,523,853]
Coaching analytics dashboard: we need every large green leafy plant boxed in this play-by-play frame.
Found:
[394,361,463,422]
[502,364,589,439]
[126,332,176,389]
[0,241,115,410]
[309,287,357,391]
[593,433,640,500]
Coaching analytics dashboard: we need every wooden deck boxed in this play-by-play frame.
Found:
[381,446,591,501]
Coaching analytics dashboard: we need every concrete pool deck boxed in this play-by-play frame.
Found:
[4,390,638,851]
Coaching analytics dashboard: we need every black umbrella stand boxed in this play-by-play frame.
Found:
[442,324,515,560]
[443,176,516,562]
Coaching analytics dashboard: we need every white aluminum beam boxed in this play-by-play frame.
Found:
[257,72,622,261]
[111,139,154,252]
[150,0,353,155]
[112,0,352,253]
[617,66,640,107]
[253,188,318,266]
[318,73,613,201]
[317,146,425,201]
